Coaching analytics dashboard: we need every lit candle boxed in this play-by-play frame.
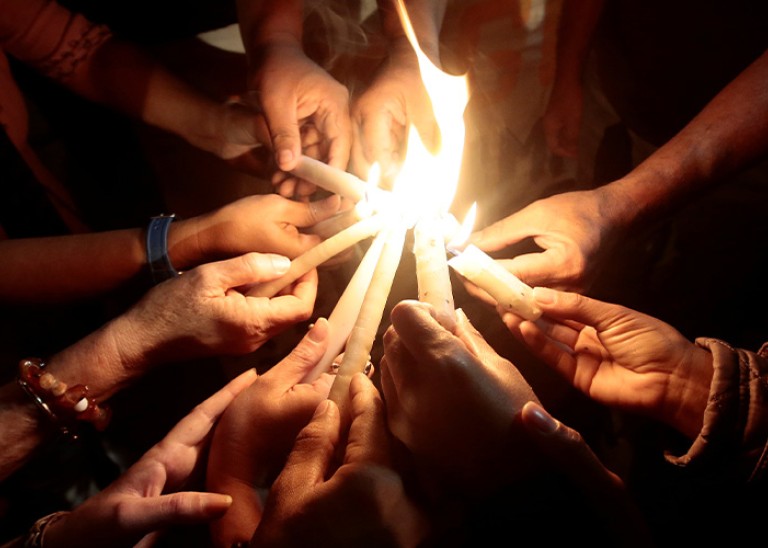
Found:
[413,215,456,330]
[328,223,408,421]
[301,231,387,383]
[291,155,391,210]
[247,213,386,298]
[447,244,542,321]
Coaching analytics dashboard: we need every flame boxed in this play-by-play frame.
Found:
[447,202,477,251]
[391,0,470,224]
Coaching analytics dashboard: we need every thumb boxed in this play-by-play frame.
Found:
[277,400,341,488]
[121,491,233,532]
[470,214,533,253]
[266,318,330,389]
[294,194,343,227]
[264,105,301,172]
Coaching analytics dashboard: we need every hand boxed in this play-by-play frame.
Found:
[206,319,335,547]
[542,79,583,158]
[501,287,714,438]
[250,373,430,547]
[519,401,653,546]
[252,43,351,196]
[42,368,258,548]
[350,44,438,184]
[171,193,342,268]
[117,253,317,368]
[469,189,617,292]
[380,300,540,497]
[188,98,274,177]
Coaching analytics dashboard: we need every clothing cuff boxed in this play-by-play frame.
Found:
[664,337,768,483]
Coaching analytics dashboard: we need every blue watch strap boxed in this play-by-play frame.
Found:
[146,214,179,284]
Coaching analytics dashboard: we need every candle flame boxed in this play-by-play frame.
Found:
[391,0,469,224]
[447,202,477,252]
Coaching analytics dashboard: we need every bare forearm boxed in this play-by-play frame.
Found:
[598,49,768,230]
[0,218,203,304]
[237,0,303,64]
[553,0,605,86]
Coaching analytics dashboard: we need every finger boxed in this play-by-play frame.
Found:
[359,112,397,168]
[262,96,302,172]
[388,300,464,368]
[292,194,342,227]
[469,213,535,253]
[344,373,390,466]
[274,177,298,198]
[495,252,566,288]
[520,401,624,495]
[163,368,259,447]
[529,286,629,332]
[318,109,352,171]
[452,308,500,360]
[261,317,329,390]
[277,399,341,489]
[512,319,581,383]
[259,268,318,326]
[210,252,292,289]
[120,491,233,533]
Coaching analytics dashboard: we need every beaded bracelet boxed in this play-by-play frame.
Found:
[17,357,111,440]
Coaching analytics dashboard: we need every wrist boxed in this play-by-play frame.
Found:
[664,345,714,439]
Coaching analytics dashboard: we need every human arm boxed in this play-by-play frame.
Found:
[473,49,768,291]
[205,318,335,547]
[0,252,317,480]
[349,0,445,182]
[504,286,768,482]
[380,300,541,498]
[236,0,351,197]
[0,193,340,303]
[0,0,270,172]
[250,373,430,547]
[28,367,258,548]
[519,401,653,546]
[543,0,605,157]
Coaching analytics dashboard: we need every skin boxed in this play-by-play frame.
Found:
[38,368,259,548]
[380,300,540,498]
[236,0,351,198]
[471,48,768,292]
[206,319,335,547]
[0,193,340,303]
[349,0,446,183]
[0,253,317,480]
[250,373,430,548]
[501,286,714,439]
[1,0,271,177]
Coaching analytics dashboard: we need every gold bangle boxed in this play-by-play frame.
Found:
[23,511,69,548]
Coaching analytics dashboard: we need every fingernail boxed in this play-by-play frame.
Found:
[526,402,558,433]
[270,255,291,275]
[277,149,294,169]
[533,286,556,304]
[307,318,328,343]
[313,399,331,418]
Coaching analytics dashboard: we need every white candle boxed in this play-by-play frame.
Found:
[291,155,393,210]
[301,232,387,383]
[413,215,456,330]
[247,213,386,298]
[328,223,407,419]
[448,244,542,321]
[291,155,369,202]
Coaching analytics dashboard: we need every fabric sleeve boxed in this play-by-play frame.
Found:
[0,0,111,83]
[664,337,768,483]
